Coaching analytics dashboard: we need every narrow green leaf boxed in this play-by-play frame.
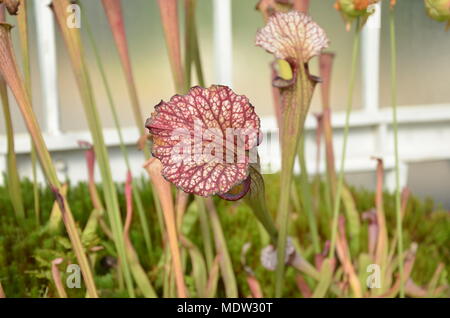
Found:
[52,0,134,297]
[124,172,157,297]
[0,21,98,298]
[157,0,186,93]
[81,4,154,260]
[205,198,238,298]
[16,0,40,225]
[0,3,24,222]
[181,236,208,297]
[311,258,333,298]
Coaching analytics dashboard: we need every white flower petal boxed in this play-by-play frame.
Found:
[256,11,329,62]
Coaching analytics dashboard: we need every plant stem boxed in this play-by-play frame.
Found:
[390,8,404,298]
[157,0,186,93]
[275,154,296,297]
[0,2,24,222]
[205,198,238,298]
[0,22,98,298]
[51,259,68,298]
[318,53,337,221]
[52,0,134,297]
[83,9,154,261]
[298,134,320,254]
[328,22,361,259]
[0,77,24,221]
[100,0,150,159]
[193,27,205,87]
[249,194,279,245]
[275,61,314,297]
[185,0,205,88]
[124,173,157,297]
[196,196,214,271]
[184,0,195,88]
[245,167,279,245]
[17,0,40,225]
[144,159,187,297]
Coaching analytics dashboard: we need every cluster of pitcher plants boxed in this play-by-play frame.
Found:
[0,0,448,298]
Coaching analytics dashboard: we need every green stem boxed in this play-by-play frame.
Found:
[247,195,278,245]
[195,196,214,271]
[245,167,278,245]
[275,61,313,297]
[53,0,134,297]
[184,0,195,88]
[328,22,361,259]
[18,0,39,225]
[0,79,25,221]
[31,149,40,225]
[205,198,237,297]
[298,134,320,254]
[192,16,205,87]
[185,0,205,89]
[275,169,293,297]
[390,8,404,298]
[322,172,333,220]
[290,182,301,213]
[0,20,98,297]
[84,12,154,261]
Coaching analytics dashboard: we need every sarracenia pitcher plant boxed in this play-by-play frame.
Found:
[0,20,98,298]
[256,11,329,297]
[145,85,276,238]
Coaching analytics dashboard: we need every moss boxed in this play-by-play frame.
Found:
[0,176,448,297]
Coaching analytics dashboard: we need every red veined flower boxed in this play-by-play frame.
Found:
[145,85,261,199]
[256,10,329,63]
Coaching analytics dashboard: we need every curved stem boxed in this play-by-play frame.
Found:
[328,23,361,259]
[83,11,154,259]
[390,8,404,298]
[244,167,278,244]
[144,159,187,297]
[205,198,238,298]
[52,0,133,297]
[246,193,278,245]
[195,196,214,271]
